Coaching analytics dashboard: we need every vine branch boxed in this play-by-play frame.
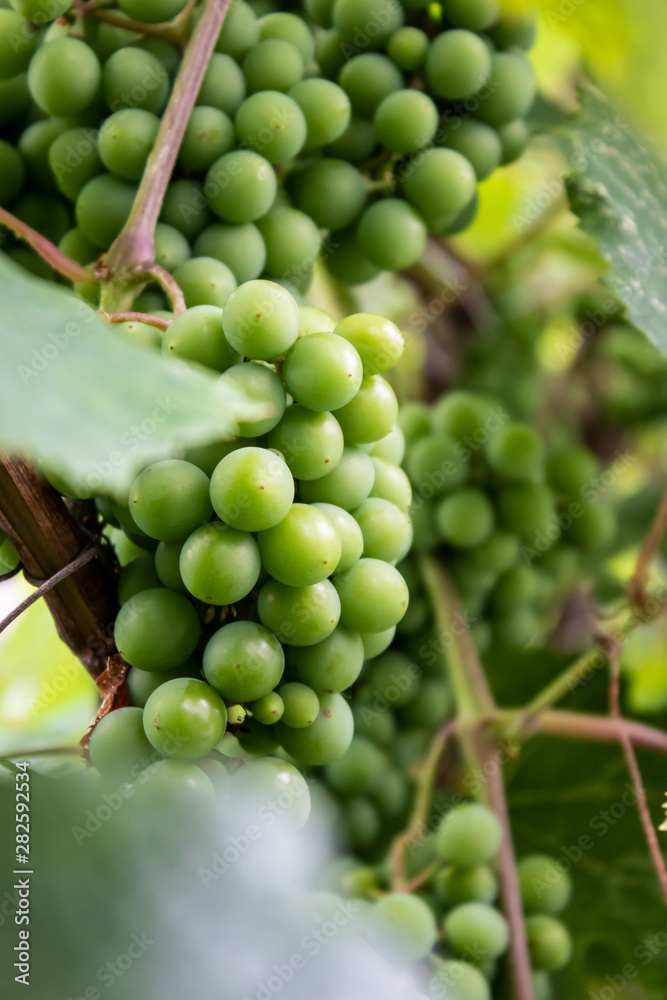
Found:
[0,206,94,284]
[0,545,99,636]
[630,486,667,607]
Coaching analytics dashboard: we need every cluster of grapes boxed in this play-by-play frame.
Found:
[0,0,535,293]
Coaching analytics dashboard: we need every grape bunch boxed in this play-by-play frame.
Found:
[0,0,536,294]
[62,288,414,787]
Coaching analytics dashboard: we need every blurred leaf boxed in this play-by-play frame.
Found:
[0,253,269,496]
[565,85,667,354]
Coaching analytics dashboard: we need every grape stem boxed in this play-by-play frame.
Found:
[0,206,94,284]
[79,0,198,45]
[524,709,667,754]
[103,0,231,299]
[0,545,99,637]
[629,486,667,607]
[99,311,172,331]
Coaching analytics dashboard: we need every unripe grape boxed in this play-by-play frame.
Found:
[475,52,537,127]
[242,38,304,94]
[258,578,340,646]
[375,89,438,154]
[89,706,158,778]
[338,53,402,117]
[249,691,284,725]
[435,865,498,907]
[257,503,342,586]
[360,626,395,660]
[197,53,246,115]
[163,305,239,372]
[332,0,403,49]
[283,332,363,412]
[235,756,310,829]
[172,257,237,311]
[218,361,286,437]
[436,803,502,866]
[114,588,200,672]
[442,0,500,31]
[485,422,545,481]
[160,178,210,242]
[354,497,412,563]
[257,206,321,288]
[203,620,284,702]
[518,855,573,915]
[386,26,428,70]
[366,893,437,963]
[118,552,161,605]
[194,221,266,284]
[325,734,386,795]
[311,503,363,571]
[278,682,320,728]
[430,960,491,1000]
[357,198,427,271]
[180,521,261,604]
[288,625,364,693]
[334,376,398,445]
[143,678,227,761]
[444,902,509,959]
[440,118,502,181]
[28,39,100,117]
[235,91,306,164]
[299,446,375,510]
[215,0,258,57]
[75,173,136,248]
[325,227,381,285]
[0,139,24,205]
[206,150,277,224]
[292,158,366,231]
[154,541,187,592]
[334,558,408,633]
[268,406,344,481]
[222,279,299,360]
[129,459,213,542]
[102,47,169,114]
[401,149,476,232]
[178,106,235,172]
[289,78,351,147]
[526,915,573,972]
[276,692,353,764]
[0,10,36,80]
[325,115,377,161]
[498,118,530,165]
[117,0,188,24]
[210,446,294,532]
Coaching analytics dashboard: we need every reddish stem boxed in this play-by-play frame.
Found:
[0,206,93,284]
[533,710,667,754]
[630,487,667,607]
[100,311,171,331]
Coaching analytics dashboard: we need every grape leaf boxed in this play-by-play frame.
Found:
[0,253,269,495]
[566,84,667,354]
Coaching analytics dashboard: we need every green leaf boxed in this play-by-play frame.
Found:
[0,253,269,496]
[565,84,667,354]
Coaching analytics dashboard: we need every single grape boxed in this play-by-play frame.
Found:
[490,565,538,613]
[234,755,311,829]
[354,497,412,563]
[249,690,284,725]
[370,425,405,464]
[179,521,261,605]
[203,620,284,702]
[89,706,158,778]
[259,11,314,61]
[357,198,427,271]
[163,304,239,371]
[334,376,398,445]
[126,660,200,708]
[276,691,353,763]
[75,173,136,248]
[360,626,395,660]
[102,47,169,114]
[0,73,28,128]
[98,108,159,182]
[278,681,320,728]
[143,677,227,761]
[435,866,498,907]
[222,279,299,360]
[218,361,286,436]
[567,501,617,551]
[325,735,386,795]
[335,313,405,379]
[297,306,336,338]
[433,392,492,440]
[445,902,509,960]
[257,206,321,287]
[257,503,342,585]
[113,318,163,350]
[375,90,438,154]
[314,27,346,79]
[118,551,161,604]
[325,227,381,285]
[215,0,258,57]
[497,118,530,164]
[194,222,266,284]
[486,422,544,481]
[425,30,491,101]
[311,502,363,571]
[490,8,537,49]
[437,489,494,548]
[257,578,341,646]
[442,0,500,30]
[196,53,246,115]
[338,53,403,117]
[236,718,280,755]
[406,435,467,496]
[0,138,24,205]
[19,119,68,190]
[160,178,211,242]
[118,0,187,24]
[0,10,36,80]
[289,624,363,693]
[183,437,250,477]
[401,148,476,231]
[366,893,437,964]
[288,78,350,147]
[242,38,304,93]
[114,588,200,672]
[28,39,100,117]
[153,221,190,273]
[387,26,428,70]
[178,106,235,172]
[304,0,333,27]
[129,459,213,542]
[369,458,412,512]
[154,540,187,592]
[436,803,502,865]
[334,558,408,633]
[210,446,294,531]
[546,446,599,499]
[430,960,491,1000]
[283,331,363,412]
[268,406,344,481]
[526,915,573,972]
[440,117,502,181]
[332,0,403,48]
[206,150,277,224]
[475,52,537,126]
[518,855,573,915]
[468,531,519,575]
[497,481,555,542]
[325,115,377,161]
[299,446,375,510]
[172,257,237,311]
[292,158,366,231]
[235,91,306,164]
[136,37,179,76]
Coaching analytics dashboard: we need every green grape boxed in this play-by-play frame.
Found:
[118,0,187,23]
[357,198,427,271]
[257,578,340,646]
[310,503,363,571]
[89,706,158,778]
[436,488,494,548]
[215,0,258,57]
[203,619,284,701]
[193,222,265,285]
[475,52,536,126]
[375,90,438,155]
[138,758,217,810]
[136,37,179,76]
[468,531,519,574]
[183,437,249,477]
[143,677,226,760]
[400,676,452,726]
[102,47,169,113]
[234,717,280,755]
[338,54,403,117]
[332,0,403,48]
[370,425,404,464]
[283,332,363,412]
[325,228,381,285]
[178,106,235,172]
[567,501,617,551]
[288,78,350,147]
[497,118,529,165]
[425,30,491,101]
[118,552,161,604]
[59,227,98,265]
[218,361,286,436]
[368,458,411,512]
[490,9,537,49]
[366,893,437,963]
[399,401,431,444]
[110,502,162,550]
[292,158,366,233]
[257,503,341,585]
[268,406,344,481]
[276,691,352,763]
[360,626,395,659]
[0,10,35,80]
[242,38,304,93]
[126,660,200,708]
[298,305,336,337]
[160,178,210,241]
[259,11,314,61]
[154,221,190,272]
[432,391,492,441]
[235,91,306,164]
[206,149,276,224]
[334,376,398,445]
[325,115,377,161]
[435,865,498,907]
[373,768,410,819]
[179,521,261,605]
[114,588,200,672]
[75,173,136,248]
[546,446,598,499]
[498,481,555,542]
[210,446,294,531]
[299,446,375,510]
[492,606,538,647]
[401,148,476,231]
[98,108,159,182]
[257,206,321,286]
[289,624,363,693]
[386,26,428,70]
[249,690,284,724]
[440,117,502,181]
[490,565,537,612]
[234,755,311,828]
[0,138,24,205]
[354,497,412,563]
[0,73,28,128]
[518,855,572,915]
[334,558,408,633]
[19,119,68,189]
[431,960,491,1000]
[437,803,502,865]
[304,0,333,27]
[154,540,187,592]
[163,304,239,371]
[345,796,381,849]
[325,734,386,794]
[367,650,419,707]
[129,459,212,542]
[278,681,319,727]
[352,693,396,745]
[444,0,499,28]
[222,279,298,360]
[172,257,237,311]
[196,53,246,115]
[486,422,544,481]
[526,915,573,972]
[444,902,509,959]
[28,39,100,117]
[314,28,346,79]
